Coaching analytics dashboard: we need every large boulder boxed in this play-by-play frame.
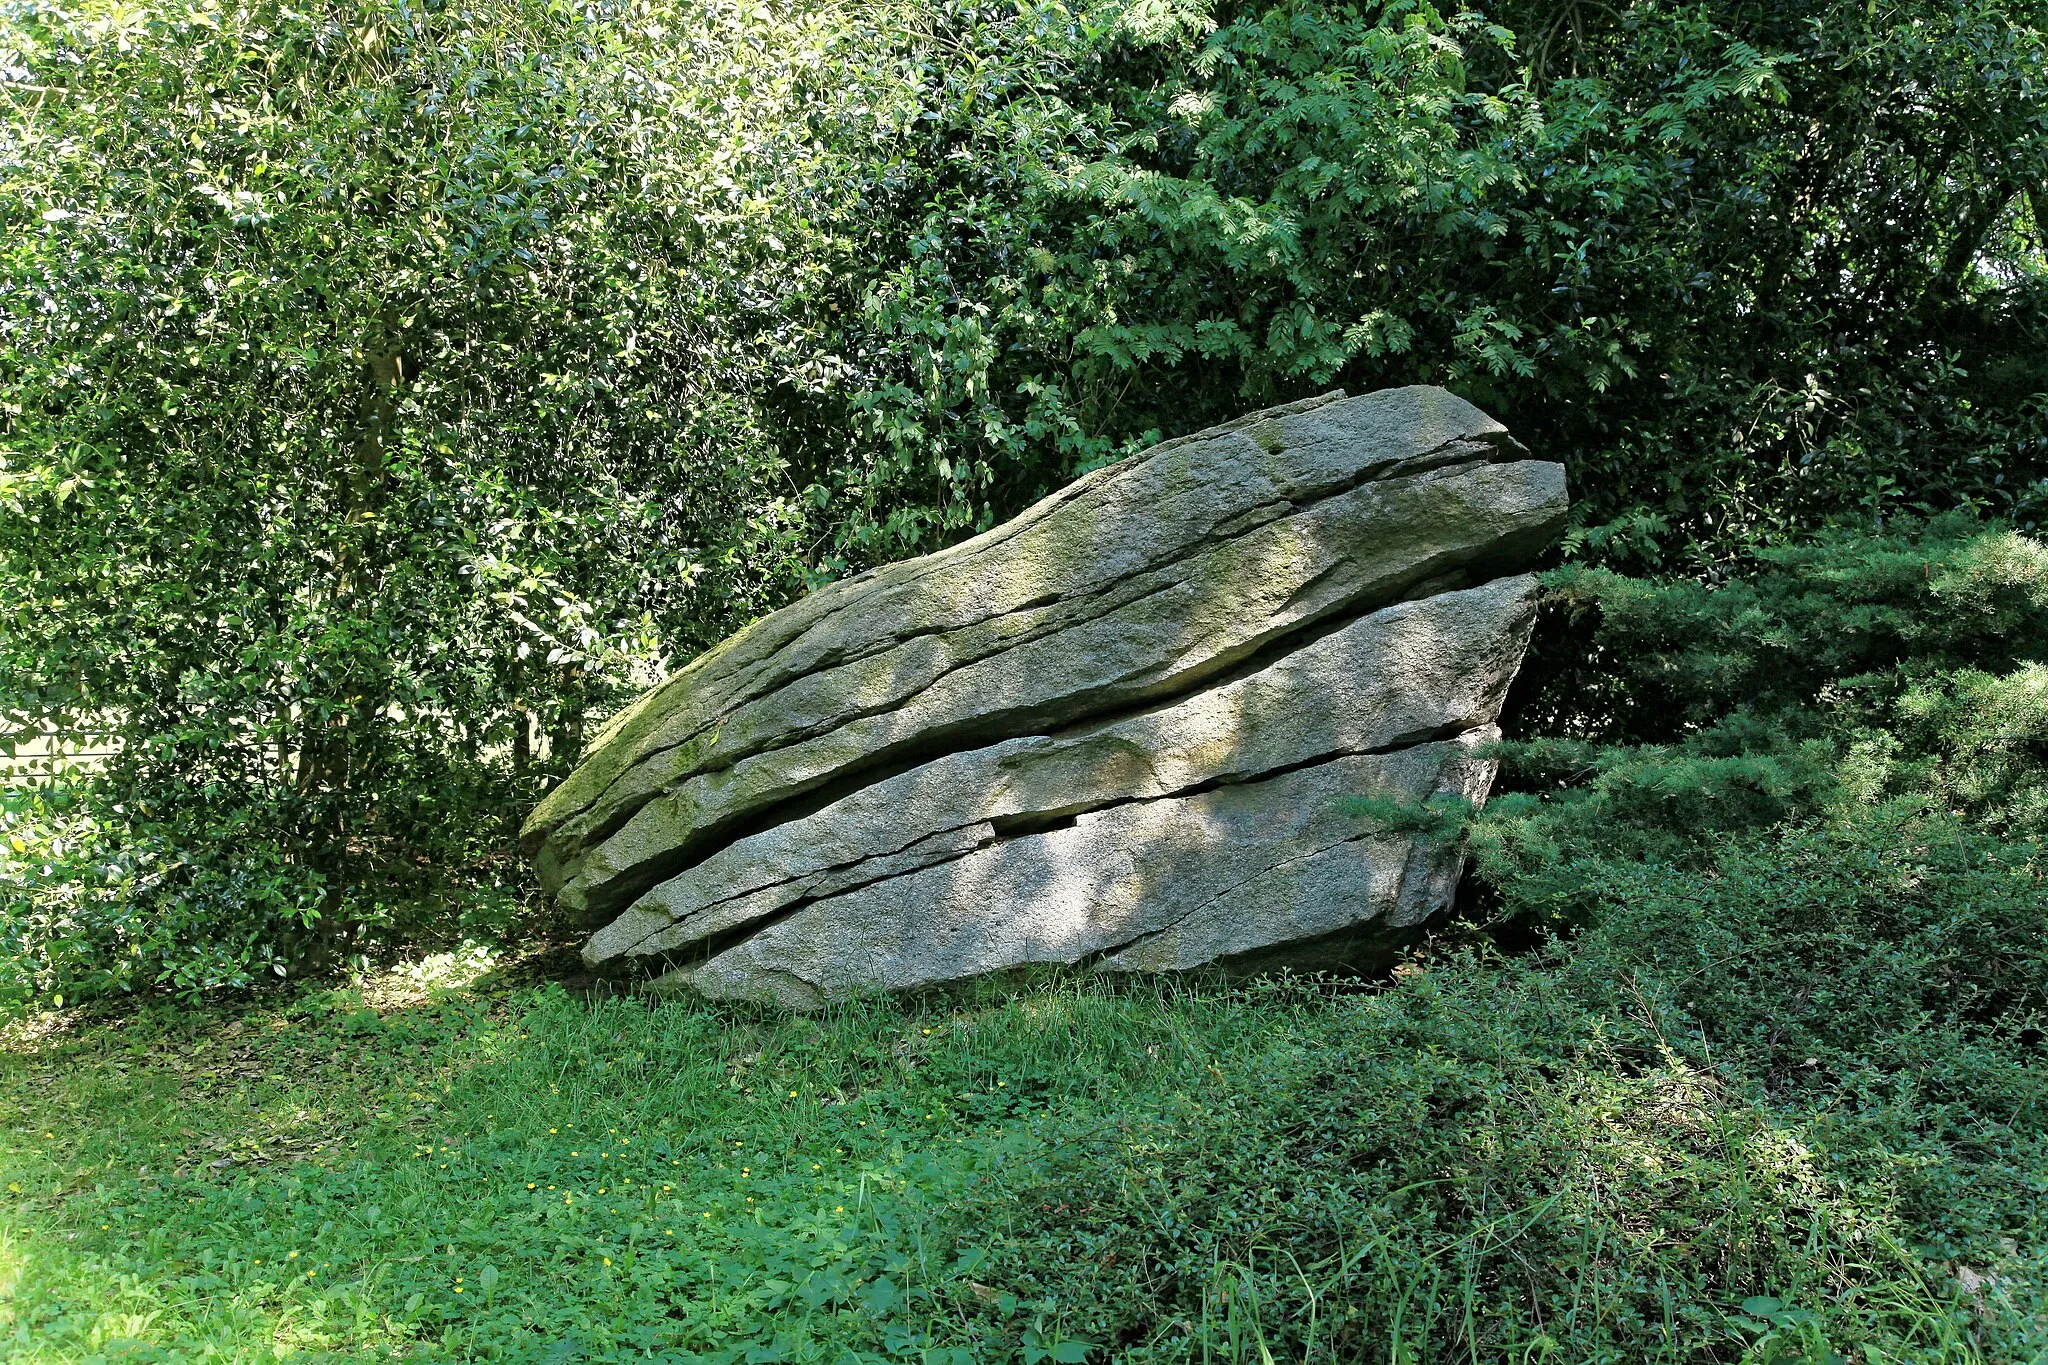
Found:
[524,386,1567,1005]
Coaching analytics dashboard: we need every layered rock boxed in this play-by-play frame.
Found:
[671,732,1501,1008]
[524,386,1567,1004]
[587,576,1537,970]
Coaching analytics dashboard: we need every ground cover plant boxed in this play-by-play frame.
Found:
[3,795,2044,1364]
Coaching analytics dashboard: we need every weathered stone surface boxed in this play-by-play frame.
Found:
[582,575,1539,969]
[526,385,1566,1004]
[660,731,1500,1009]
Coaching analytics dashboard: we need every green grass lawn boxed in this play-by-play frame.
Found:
[3,918,2040,1363]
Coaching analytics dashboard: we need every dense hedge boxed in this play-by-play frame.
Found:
[2,0,2045,999]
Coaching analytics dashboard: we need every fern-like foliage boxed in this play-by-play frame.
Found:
[1378,515,2048,922]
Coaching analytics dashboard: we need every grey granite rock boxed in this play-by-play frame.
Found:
[660,730,1501,1009]
[525,385,1566,1002]
[582,575,1538,969]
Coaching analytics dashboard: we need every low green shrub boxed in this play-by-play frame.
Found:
[0,764,528,1008]
[0,776,323,1009]
[1564,807,2047,1263]
[1469,515,2048,924]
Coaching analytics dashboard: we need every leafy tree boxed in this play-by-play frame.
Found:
[0,0,842,990]
[803,0,2048,568]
